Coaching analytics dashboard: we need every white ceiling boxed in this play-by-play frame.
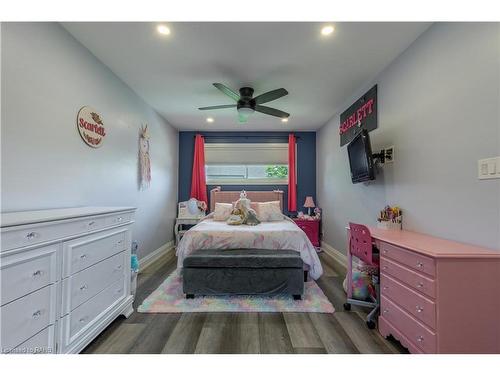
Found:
[63,22,431,131]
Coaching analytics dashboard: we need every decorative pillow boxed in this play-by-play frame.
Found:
[256,201,283,221]
[213,203,233,221]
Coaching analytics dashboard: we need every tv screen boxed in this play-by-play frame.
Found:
[347,129,375,184]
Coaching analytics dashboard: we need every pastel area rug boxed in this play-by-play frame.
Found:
[138,270,335,313]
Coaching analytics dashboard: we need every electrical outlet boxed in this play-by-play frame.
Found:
[384,146,394,163]
[478,157,500,180]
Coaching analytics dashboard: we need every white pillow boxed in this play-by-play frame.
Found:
[256,201,283,221]
[213,203,233,221]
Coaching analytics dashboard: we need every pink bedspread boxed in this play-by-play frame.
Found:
[176,218,323,279]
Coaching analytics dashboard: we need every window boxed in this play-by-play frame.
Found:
[204,143,289,185]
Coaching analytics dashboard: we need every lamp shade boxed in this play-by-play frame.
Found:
[303,196,315,208]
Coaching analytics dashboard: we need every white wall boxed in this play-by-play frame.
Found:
[317,23,500,254]
[1,22,179,260]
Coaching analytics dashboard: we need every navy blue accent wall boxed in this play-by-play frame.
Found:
[178,131,316,216]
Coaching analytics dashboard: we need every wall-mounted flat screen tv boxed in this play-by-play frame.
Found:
[347,129,375,184]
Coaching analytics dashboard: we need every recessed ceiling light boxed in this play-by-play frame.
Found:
[281,118,289,123]
[157,25,171,36]
[206,117,214,123]
[321,25,335,36]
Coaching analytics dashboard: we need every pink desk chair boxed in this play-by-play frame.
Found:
[344,223,380,329]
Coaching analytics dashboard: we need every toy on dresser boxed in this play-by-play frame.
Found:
[377,205,402,230]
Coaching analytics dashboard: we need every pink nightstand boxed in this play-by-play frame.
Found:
[293,218,320,248]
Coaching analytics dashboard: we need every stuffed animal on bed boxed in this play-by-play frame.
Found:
[226,191,261,226]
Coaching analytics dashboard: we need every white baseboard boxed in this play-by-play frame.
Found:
[139,240,175,271]
[321,241,347,269]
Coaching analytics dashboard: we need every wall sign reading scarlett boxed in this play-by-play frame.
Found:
[339,85,377,146]
[77,106,106,148]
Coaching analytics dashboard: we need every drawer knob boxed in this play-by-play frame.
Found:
[416,305,424,313]
[116,288,123,294]
[32,270,43,277]
[80,284,88,291]
[416,282,424,288]
[80,254,88,260]
[32,310,42,319]
[383,249,388,254]
[383,309,389,314]
[87,221,96,227]
[417,335,424,342]
[115,265,123,271]
[416,262,424,268]
[79,316,88,323]
[117,217,123,222]
[26,232,38,240]
[382,266,387,271]
[383,286,388,291]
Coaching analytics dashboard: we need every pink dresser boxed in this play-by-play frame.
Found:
[368,228,500,353]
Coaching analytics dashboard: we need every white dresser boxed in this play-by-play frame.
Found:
[0,207,136,354]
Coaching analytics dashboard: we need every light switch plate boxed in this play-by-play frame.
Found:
[478,157,500,180]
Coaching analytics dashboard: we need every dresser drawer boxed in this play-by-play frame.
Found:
[381,273,436,328]
[381,296,436,353]
[0,284,56,351]
[62,251,127,314]
[380,242,435,277]
[104,212,133,227]
[380,257,435,299]
[62,228,129,277]
[1,216,106,252]
[9,325,56,354]
[1,244,58,306]
[60,276,125,349]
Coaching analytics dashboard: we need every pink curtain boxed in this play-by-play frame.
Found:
[190,134,208,205]
[288,134,297,212]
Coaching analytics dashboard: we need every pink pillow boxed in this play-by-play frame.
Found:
[213,203,233,221]
[256,201,282,221]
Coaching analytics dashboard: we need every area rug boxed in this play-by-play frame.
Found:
[137,270,335,313]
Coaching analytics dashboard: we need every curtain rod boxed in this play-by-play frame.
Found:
[194,135,301,140]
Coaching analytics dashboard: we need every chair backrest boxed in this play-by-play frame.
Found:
[349,222,374,265]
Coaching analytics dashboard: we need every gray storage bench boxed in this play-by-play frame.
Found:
[182,249,305,300]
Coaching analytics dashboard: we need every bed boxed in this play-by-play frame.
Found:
[176,188,323,280]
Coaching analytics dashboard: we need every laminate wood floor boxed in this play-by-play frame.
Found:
[82,251,408,354]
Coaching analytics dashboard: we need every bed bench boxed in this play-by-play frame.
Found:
[182,249,305,300]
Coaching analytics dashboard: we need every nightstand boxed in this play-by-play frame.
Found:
[293,218,321,248]
[175,217,203,245]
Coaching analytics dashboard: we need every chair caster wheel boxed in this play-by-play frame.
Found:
[343,303,351,311]
[366,320,376,329]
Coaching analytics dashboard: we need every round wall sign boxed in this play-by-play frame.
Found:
[76,106,106,148]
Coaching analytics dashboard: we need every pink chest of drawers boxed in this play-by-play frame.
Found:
[368,228,500,354]
[293,219,320,247]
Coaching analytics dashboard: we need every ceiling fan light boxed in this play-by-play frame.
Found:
[237,107,254,116]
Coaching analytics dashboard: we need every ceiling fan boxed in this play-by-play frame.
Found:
[199,83,289,123]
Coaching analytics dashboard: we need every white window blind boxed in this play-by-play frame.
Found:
[204,143,288,165]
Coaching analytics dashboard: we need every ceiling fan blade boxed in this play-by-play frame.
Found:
[255,105,290,119]
[253,88,288,104]
[198,104,236,110]
[213,83,240,101]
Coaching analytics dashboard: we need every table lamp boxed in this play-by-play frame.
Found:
[303,196,315,216]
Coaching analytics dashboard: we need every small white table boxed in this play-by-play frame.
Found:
[174,217,203,245]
